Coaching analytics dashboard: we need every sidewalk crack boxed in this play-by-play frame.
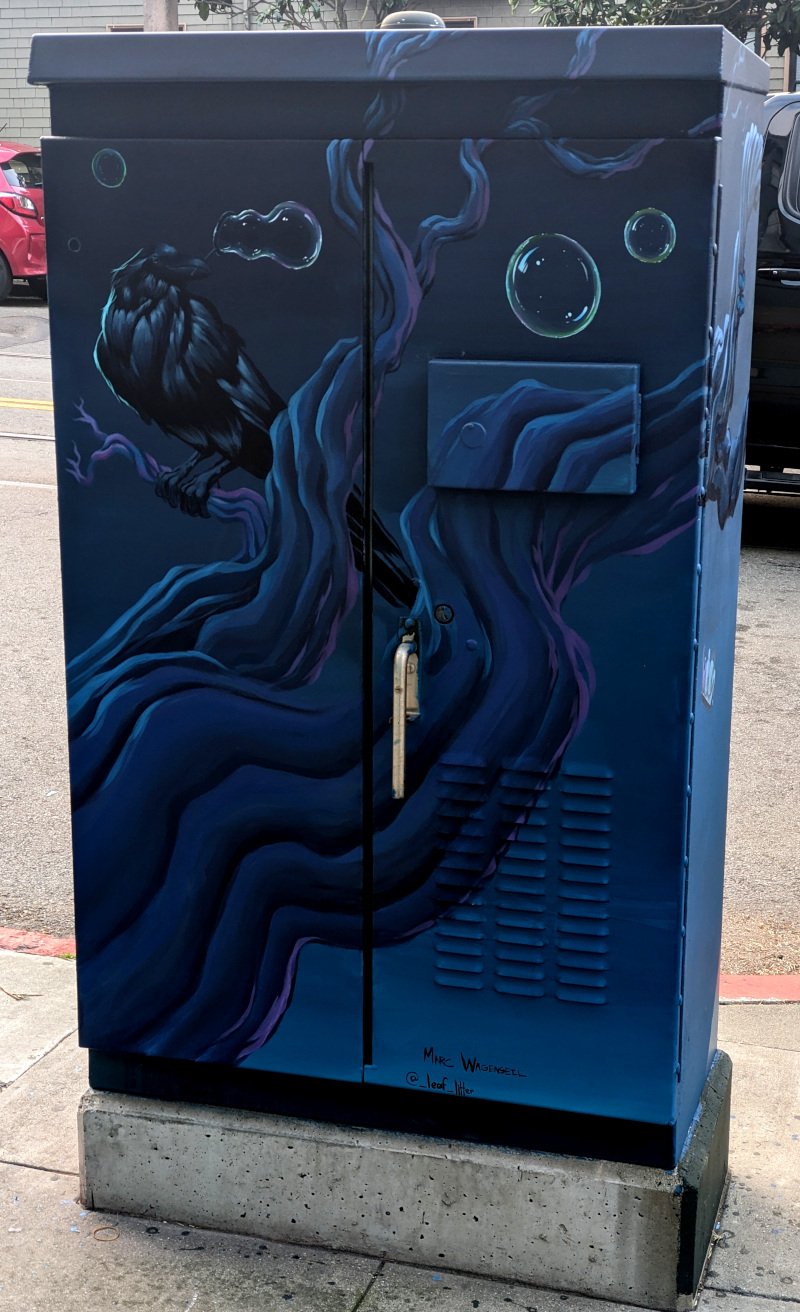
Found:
[348,1259,386,1312]
[0,1158,78,1177]
[0,1026,78,1089]
[707,1289,800,1305]
[723,1040,800,1054]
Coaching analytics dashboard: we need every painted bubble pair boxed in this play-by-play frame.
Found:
[507,209,676,339]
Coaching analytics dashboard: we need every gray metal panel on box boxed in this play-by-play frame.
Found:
[428,360,640,494]
[29,27,768,93]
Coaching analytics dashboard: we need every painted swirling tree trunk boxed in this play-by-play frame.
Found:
[66,32,716,1064]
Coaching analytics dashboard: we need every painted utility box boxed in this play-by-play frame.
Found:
[30,26,766,1170]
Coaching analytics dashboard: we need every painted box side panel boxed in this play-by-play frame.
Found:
[674,85,765,1151]
[42,137,366,1081]
[368,128,717,1126]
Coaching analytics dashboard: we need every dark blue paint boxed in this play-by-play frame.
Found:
[428,361,640,494]
[34,26,765,1166]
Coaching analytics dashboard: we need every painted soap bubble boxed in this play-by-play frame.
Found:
[91,149,127,189]
[624,209,676,264]
[213,203,322,269]
[506,233,600,338]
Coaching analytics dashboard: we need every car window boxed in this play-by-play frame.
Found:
[1,153,43,189]
[775,112,800,257]
[759,104,800,254]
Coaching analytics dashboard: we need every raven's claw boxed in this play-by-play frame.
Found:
[156,467,194,511]
[156,456,232,519]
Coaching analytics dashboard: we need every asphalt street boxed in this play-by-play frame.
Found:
[0,287,798,972]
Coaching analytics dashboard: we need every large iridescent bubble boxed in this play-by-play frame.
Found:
[624,209,676,264]
[213,204,322,269]
[91,149,127,189]
[506,233,600,338]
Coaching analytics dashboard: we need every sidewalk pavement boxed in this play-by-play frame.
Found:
[1,947,798,1312]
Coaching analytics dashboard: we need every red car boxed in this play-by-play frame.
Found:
[0,142,46,303]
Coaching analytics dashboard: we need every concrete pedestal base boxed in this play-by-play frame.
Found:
[79,1051,731,1311]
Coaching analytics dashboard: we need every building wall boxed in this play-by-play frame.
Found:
[3,4,779,148]
[1,1,231,145]
[764,46,796,93]
[1,0,536,145]
[341,0,538,24]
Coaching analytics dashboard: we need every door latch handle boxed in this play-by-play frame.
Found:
[392,633,420,799]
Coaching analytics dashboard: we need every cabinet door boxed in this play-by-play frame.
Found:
[43,138,366,1080]
[366,137,717,1125]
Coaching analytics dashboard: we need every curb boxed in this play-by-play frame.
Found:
[0,926,76,957]
[719,973,800,1002]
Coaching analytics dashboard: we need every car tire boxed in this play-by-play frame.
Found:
[28,275,47,302]
[0,255,12,305]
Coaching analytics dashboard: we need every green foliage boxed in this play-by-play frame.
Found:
[192,0,416,29]
[510,0,800,56]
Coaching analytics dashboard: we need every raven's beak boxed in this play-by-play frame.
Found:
[165,254,210,281]
[186,257,211,280]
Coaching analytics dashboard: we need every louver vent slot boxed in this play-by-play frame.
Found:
[499,893,547,913]
[559,869,610,886]
[555,933,608,954]
[561,797,611,815]
[558,900,609,918]
[560,851,610,868]
[502,847,547,864]
[495,978,545,997]
[558,968,606,988]
[560,779,613,797]
[437,923,485,941]
[560,815,610,834]
[496,876,546,896]
[434,756,490,991]
[495,962,545,980]
[435,870,483,889]
[436,955,483,973]
[558,885,608,903]
[557,950,606,971]
[436,938,484,957]
[445,906,486,923]
[496,911,544,929]
[435,972,484,990]
[555,767,613,1006]
[560,833,610,851]
[440,852,487,872]
[557,918,610,937]
[495,928,545,946]
[495,944,544,964]
[490,765,552,998]
[555,983,606,1005]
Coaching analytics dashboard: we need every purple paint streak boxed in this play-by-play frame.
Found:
[238,936,318,1057]
[69,401,269,561]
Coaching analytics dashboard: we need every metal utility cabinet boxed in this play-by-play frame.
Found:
[30,26,765,1174]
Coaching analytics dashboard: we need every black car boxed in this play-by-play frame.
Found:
[747,92,800,490]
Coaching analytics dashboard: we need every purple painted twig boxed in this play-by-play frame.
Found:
[69,401,269,560]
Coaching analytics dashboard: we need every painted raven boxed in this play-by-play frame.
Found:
[94,244,415,607]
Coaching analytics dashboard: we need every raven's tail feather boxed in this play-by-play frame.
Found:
[346,486,418,609]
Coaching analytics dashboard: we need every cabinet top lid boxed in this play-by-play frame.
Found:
[29,26,767,94]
